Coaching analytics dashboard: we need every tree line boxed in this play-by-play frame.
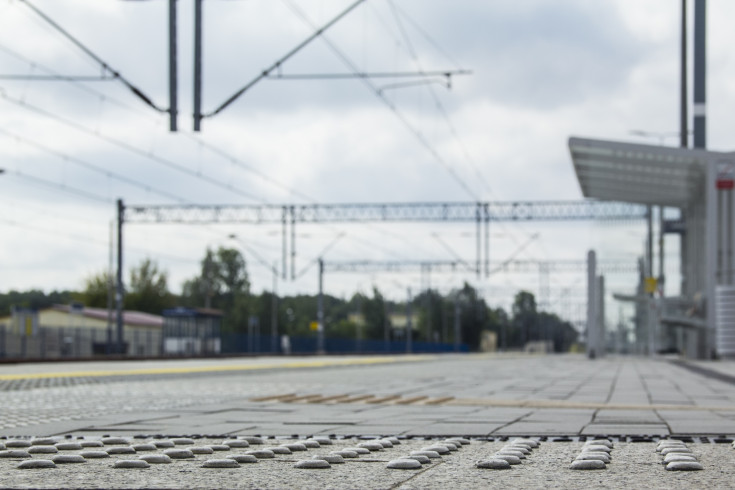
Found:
[1,247,578,352]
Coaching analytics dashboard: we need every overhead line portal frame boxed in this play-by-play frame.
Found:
[114,199,647,353]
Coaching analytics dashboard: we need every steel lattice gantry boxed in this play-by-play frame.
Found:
[120,199,646,281]
[123,200,646,224]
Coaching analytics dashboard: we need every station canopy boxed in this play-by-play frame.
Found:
[568,137,707,207]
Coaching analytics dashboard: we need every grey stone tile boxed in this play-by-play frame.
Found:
[581,424,669,435]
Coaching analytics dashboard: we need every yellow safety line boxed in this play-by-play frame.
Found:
[0,355,434,381]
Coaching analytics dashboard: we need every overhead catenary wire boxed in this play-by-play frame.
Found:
[0,128,189,204]
[204,0,369,119]
[16,0,167,114]
[0,90,268,203]
[280,0,480,202]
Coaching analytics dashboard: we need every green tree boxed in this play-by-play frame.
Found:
[182,247,250,332]
[81,272,112,309]
[125,258,175,314]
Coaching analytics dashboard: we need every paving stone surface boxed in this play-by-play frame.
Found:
[1,354,735,487]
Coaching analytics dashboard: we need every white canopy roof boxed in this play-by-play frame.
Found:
[568,137,713,207]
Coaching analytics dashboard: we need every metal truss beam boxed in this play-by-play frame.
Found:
[124,200,647,224]
[324,259,638,275]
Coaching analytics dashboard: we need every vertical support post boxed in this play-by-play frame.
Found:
[484,203,490,278]
[680,0,688,148]
[706,156,717,358]
[116,199,125,355]
[317,258,325,354]
[271,263,278,353]
[453,294,461,352]
[647,205,654,278]
[693,0,706,149]
[106,220,113,355]
[290,206,296,280]
[586,250,597,359]
[406,287,413,353]
[597,275,606,358]
[282,206,287,280]
[168,0,178,132]
[193,0,203,131]
[475,204,481,278]
[659,206,665,289]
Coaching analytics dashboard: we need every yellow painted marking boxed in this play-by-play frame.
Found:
[394,396,429,405]
[0,355,434,381]
[339,394,376,403]
[424,396,455,405]
[251,392,735,412]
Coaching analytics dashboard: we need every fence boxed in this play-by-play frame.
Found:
[220,333,469,355]
[0,324,162,360]
[0,324,468,360]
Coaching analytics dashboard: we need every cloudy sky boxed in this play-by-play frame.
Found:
[1,0,734,327]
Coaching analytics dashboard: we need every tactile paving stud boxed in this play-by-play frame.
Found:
[228,454,258,463]
[476,459,511,470]
[30,438,57,446]
[171,438,195,446]
[404,454,430,464]
[138,454,172,464]
[663,454,697,464]
[191,446,215,455]
[81,451,110,459]
[153,440,175,449]
[241,437,264,445]
[410,450,441,459]
[107,446,136,455]
[101,437,131,446]
[344,447,370,455]
[54,442,83,451]
[357,441,384,451]
[80,441,104,448]
[492,454,521,465]
[132,444,157,452]
[386,458,422,470]
[570,460,606,470]
[246,449,275,459]
[163,448,195,459]
[5,440,31,448]
[302,440,320,449]
[421,445,450,455]
[113,460,150,469]
[223,439,250,448]
[281,443,307,451]
[294,459,330,469]
[17,459,56,469]
[28,446,58,454]
[266,446,291,455]
[52,454,86,464]
[575,453,610,464]
[312,453,344,464]
[0,450,32,459]
[202,459,240,468]
[666,461,703,471]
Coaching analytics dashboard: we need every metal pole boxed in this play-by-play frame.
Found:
[271,262,278,353]
[406,287,413,353]
[680,0,688,148]
[116,199,125,355]
[484,204,490,278]
[290,206,296,280]
[193,0,202,131]
[453,295,460,352]
[586,250,597,359]
[693,0,706,149]
[168,0,178,132]
[475,205,481,278]
[282,207,287,280]
[106,220,113,355]
[317,258,325,354]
